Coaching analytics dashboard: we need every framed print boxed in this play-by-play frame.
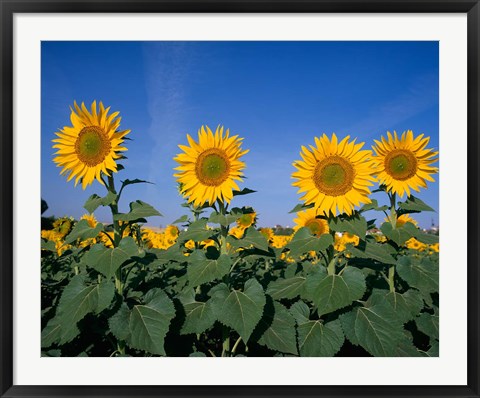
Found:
[1,1,479,397]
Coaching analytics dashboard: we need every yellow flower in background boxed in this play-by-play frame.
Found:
[81,213,98,228]
[185,240,195,250]
[405,237,427,251]
[383,213,418,228]
[236,212,256,229]
[430,242,439,253]
[174,125,249,206]
[270,234,292,249]
[334,232,360,252]
[52,101,130,189]
[293,208,329,237]
[229,226,245,239]
[292,133,376,216]
[259,228,274,240]
[52,217,73,238]
[41,229,71,256]
[165,225,179,242]
[372,130,438,198]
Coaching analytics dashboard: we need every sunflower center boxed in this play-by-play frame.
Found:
[75,126,111,167]
[384,149,417,181]
[305,219,327,236]
[313,156,355,196]
[195,148,231,186]
[238,214,254,227]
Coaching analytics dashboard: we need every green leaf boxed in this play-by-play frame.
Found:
[187,251,231,287]
[369,289,424,323]
[114,200,162,223]
[64,219,103,244]
[232,187,256,197]
[41,239,57,252]
[424,340,439,357]
[172,215,189,224]
[398,195,435,213]
[83,191,117,214]
[353,302,404,356]
[128,289,175,355]
[227,227,269,252]
[380,222,414,246]
[297,319,344,357]
[397,256,438,293]
[210,279,266,342]
[267,277,307,300]
[288,203,314,214]
[286,228,333,258]
[348,241,396,265]
[289,300,310,324]
[84,237,139,278]
[309,267,366,316]
[395,334,424,357]
[257,300,298,355]
[121,178,153,188]
[180,296,216,335]
[41,318,62,348]
[178,219,213,242]
[329,214,368,239]
[416,312,439,341]
[404,223,439,244]
[54,275,115,344]
[208,210,242,226]
[109,303,131,341]
[359,199,388,213]
[339,310,359,346]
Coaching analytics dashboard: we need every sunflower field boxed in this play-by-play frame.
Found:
[41,101,439,357]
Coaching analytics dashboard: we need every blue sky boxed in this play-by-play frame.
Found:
[41,41,439,229]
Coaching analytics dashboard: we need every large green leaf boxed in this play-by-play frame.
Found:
[256,300,297,355]
[114,200,162,222]
[84,237,139,278]
[329,214,367,239]
[187,251,231,287]
[267,277,307,300]
[227,227,269,252]
[297,319,344,357]
[83,191,117,214]
[398,195,435,213]
[108,303,131,341]
[286,228,333,258]
[48,275,115,344]
[380,222,415,246]
[210,279,266,342]
[416,312,439,341]
[352,302,404,356]
[179,290,216,335]
[369,289,424,323]
[128,289,175,355]
[308,267,366,316]
[178,219,213,242]
[397,256,438,293]
[339,310,359,346]
[64,219,103,244]
[208,210,242,226]
[348,241,396,265]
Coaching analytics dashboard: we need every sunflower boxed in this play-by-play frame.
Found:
[236,212,256,229]
[80,213,98,229]
[229,226,246,239]
[405,237,427,251]
[52,101,130,189]
[383,213,418,228]
[372,130,438,197]
[292,133,376,216]
[259,228,274,241]
[165,225,179,241]
[293,208,329,237]
[174,125,249,206]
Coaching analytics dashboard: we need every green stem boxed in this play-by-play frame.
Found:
[389,192,397,229]
[231,336,242,355]
[327,256,336,276]
[387,192,397,293]
[388,265,395,293]
[222,326,230,357]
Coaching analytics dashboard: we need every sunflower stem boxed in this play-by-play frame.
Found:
[387,192,397,293]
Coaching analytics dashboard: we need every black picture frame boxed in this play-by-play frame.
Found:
[1,1,479,397]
